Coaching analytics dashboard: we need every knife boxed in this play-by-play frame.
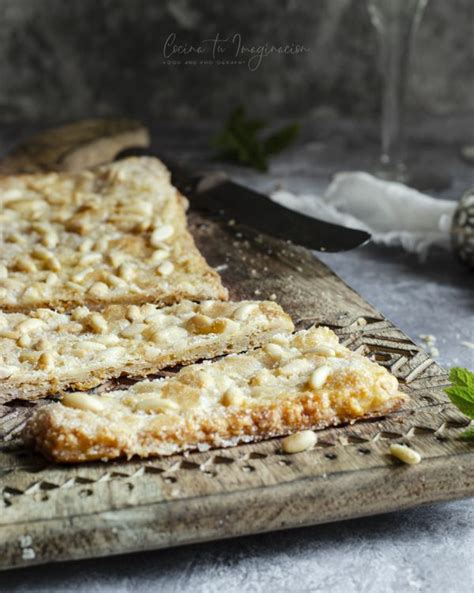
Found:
[116,149,371,252]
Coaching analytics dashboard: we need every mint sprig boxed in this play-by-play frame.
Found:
[212,106,300,172]
[445,367,474,440]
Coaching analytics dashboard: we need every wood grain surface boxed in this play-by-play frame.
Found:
[0,121,472,571]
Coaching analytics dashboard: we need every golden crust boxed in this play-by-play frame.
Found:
[24,327,408,462]
[0,300,293,401]
[0,157,227,311]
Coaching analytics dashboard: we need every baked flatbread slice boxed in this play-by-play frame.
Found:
[0,300,292,402]
[24,326,408,462]
[0,157,227,311]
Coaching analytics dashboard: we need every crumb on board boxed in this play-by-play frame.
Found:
[419,334,440,358]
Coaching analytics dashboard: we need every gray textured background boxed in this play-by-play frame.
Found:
[0,0,473,124]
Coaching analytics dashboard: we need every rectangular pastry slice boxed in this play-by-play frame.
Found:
[24,326,408,462]
[0,157,227,311]
[0,300,292,401]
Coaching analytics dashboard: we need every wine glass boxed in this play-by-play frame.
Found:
[367,0,429,183]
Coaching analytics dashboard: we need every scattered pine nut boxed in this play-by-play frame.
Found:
[282,430,317,454]
[390,444,421,465]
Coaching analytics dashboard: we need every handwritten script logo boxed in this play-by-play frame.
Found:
[163,33,309,71]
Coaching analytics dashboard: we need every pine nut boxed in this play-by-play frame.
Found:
[156,326,188,342]
[129,199,154,217]
[79,253,102,267]
[108,252,126,268]
[309,365,332,389]
[99,346,126,363]
[157,261,174,276]
[265,343,286,360]
[76,340,107,352]
[133,382,163,393]
[150,225,174,246]
[0,365,17,379]
[186,313,213,334]
[7,233,26,244]
[78,238,93,253]
[120,323,146,338]
[0,264,8,280]
[279,358,313,376]
[88,281,109,299]
[232,303,258,320]
[0,330,20,340]
[71,306,89,321]
[34,309,54,321]
[150,249,169,264]
[17,334,32,348]
[107,274,127,289]
[126,304,142,322]
[87,313,108,334]
[17,318,45,334]
[117,262,135,281]
[19,350,39,363]
[66,217,90,235]
[42,230,58,249]
[142,303,156,316]
[93,237,109,252]
[134,397,180,414]
[221,386,245,407]
[46,255,61,272]
[31,246,52,262]
[34,338,50,351]
[72,267,93,284]
[282,430,317,454]
[390,444,421,465]
[62,392,106,413]
[22,287,42,302]
[377,374,399,396]
[65,281,83,293]
[46,272,59,285]
[37,352,53,371]
[15,257,37,273]
[210,318,237,335]
[312,345,336,357]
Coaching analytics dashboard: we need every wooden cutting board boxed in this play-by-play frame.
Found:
[0,121,473,571]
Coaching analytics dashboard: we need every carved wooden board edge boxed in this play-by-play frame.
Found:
[1,452,473,571]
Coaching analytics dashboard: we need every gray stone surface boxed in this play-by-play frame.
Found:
[0,115,473,591]
[0,0,473,123]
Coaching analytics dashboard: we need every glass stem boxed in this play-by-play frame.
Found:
[372,0,428,178]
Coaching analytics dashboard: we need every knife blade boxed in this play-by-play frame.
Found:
[116,149,371,252]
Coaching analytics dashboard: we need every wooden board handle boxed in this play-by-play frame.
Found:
[0,117,150,174]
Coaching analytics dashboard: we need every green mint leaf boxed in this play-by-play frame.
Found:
[460,425,474,440]
[446,388,474,419]
[264,123,301,156]
[213,106,299,171]
[449,367,474,391]
[445,384,474,405]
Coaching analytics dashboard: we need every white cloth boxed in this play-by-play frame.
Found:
[271,172,456,258]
